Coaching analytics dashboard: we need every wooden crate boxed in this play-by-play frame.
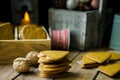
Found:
[0,27,51,64]
[49,8,99,50]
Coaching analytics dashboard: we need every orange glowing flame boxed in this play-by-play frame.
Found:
[24,11,30,21]
[21,11,31,25]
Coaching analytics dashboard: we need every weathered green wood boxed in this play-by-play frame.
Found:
[49,8,99,50]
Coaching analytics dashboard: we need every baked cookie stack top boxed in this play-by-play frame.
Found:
[37,50,71,78]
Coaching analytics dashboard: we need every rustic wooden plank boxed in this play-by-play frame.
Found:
[15,51,79,80]
[96,72,120,80]
[15,67,53,80]
[0,65,19,80]
[67,50,80,61]
[55,52,98,80]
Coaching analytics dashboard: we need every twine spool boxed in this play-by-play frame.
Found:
[51,29,70,50]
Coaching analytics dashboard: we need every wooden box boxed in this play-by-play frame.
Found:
[0,27,51,64]
[49,8,99,50]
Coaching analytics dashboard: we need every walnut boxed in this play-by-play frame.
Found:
[13,57,30,73]
[26,51,39,67]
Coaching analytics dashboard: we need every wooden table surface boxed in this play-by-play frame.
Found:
[0,50,120,80]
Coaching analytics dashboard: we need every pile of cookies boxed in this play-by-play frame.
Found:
[38,50,71,78]
[80,51,120,77]
[18,24,47,39]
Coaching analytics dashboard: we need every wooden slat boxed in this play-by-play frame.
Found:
[96,72,120,80]
[15,51,79,80]
[0,39,51,64]
[0,65,19,80]
[0,26,51,64]
[67,50,80,61]
[55,52,98,80]
[15,67,53,80]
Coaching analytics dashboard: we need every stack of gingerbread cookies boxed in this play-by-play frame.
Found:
[37,50,71,78]
[80,51,120,77]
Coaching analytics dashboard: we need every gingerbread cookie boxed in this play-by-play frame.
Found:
[82,55,98,65]
[19,24,47,39]
[86,52,111,64]
[39,71,68,78]
[0,22,14,40]
[80,63,99,68]
[98,62,120,76]
[80,55,99,68]
[107,51,120,61]
[39,64,71,72]
[35,27,47,39]
[40,59,71,68]
[38,56,54,64]
[38,50,69,61]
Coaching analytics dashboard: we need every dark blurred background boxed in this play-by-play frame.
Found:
[0,0,120,22]
[0,0,120,47]
[0,0,12,22]
[0,0,50,28]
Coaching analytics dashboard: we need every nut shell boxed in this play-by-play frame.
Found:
[13,57,30,73]
[26,51,39,66]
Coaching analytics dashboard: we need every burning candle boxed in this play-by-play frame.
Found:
[21,11,31,25]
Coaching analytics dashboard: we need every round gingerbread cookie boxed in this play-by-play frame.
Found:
[35,27,47,39]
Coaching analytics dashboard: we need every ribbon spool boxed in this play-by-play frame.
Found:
[51,29,70,50]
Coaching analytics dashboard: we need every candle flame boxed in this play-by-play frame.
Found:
[24,11,30,22]
[21,11,31,25]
